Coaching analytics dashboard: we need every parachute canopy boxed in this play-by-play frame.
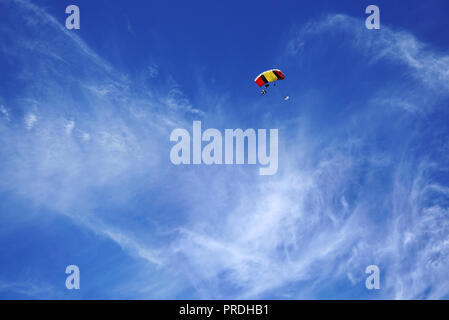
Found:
[254,69,285,87]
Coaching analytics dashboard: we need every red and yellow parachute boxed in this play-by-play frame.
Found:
[254,69,285,87]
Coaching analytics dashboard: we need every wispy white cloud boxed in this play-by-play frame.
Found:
[288,14,449,113]
[24,112,37,130]
[0,280,58,299]
[0,0,201,274]
[11,0,114,73]
[64,119,75,135]
[380,161,449,299]
[169,138,370,298]
[0,104,9,121]
[82,132,90,141]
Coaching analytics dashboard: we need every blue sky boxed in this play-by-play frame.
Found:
[1,0,449,299]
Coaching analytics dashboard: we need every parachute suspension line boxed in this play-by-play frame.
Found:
[261,83,269,95]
